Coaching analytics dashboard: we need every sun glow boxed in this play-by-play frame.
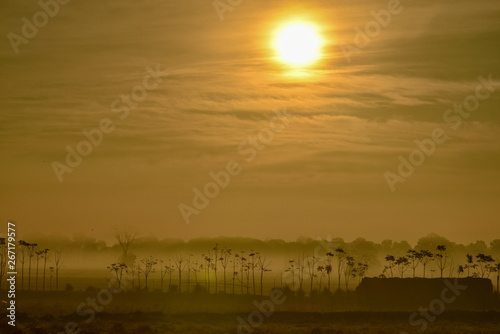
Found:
[275,22,322,66]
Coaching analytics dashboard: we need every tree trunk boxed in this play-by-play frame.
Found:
[28,258,32,291]
[178,269,182,293]
[36,259,39,291]
[42,258,47,291]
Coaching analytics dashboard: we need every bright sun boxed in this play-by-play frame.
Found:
[275,22,322,66]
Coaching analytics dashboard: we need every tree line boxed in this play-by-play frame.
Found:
[0,238,63,291]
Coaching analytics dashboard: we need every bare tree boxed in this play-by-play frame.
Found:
[35,249,43,291]
[285,260,296,291]
[40,249,49,291]
[26,242,37,291]
[159,260,168,292]
[296,254,305,293]
[232,254,239,294]
[54,250,63,291]
[257,253,271,296]
[213,244,219,293]
[203,253,212,293]
[114,226,137,266]
[173,255,187,293]
[108,263,127,289]
[140,256,157,290]
[127,264,136,291]
[167,262,174,292]
[18,240,27,291]
[219,247,231,294]
[239,253,247,294]
[186,254,193,293]
[249,252,256,295]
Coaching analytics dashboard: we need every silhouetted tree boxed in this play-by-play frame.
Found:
[297,254,305,293]
[18,240,27,291]
[249,252,256,295]
[239,253,247,294]
[306,255,318,294]
[35,249,43,291]
[54,250,63,291]
[257,253,271,296]
[353,262,369,284]
[219,247,231,294]
[457,265,464,278]
[40,249,49,291]
[173,255,186,292]
[465,254,474,277]
[49,267,54,292]
[395,256,410,278]
[325,252,334,292]
[419,250,433,278]
[114,226,137,266]
[475,253,495,278]
[335,248,346,290]
[26,242,37,291]
[167,262,174,292]
[435,245,448,278]
[186,254,192,292]
[202,253,212,293]
[344,256,355,290]
[232,254,239,294]
[384,255,395,278]
[407,249,422,278]
[213,244,219,293]
[108,263,127,288]
[317,265,325,291]
[495,263,500,295]
[140,256,157,291]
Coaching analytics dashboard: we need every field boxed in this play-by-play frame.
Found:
[2,291,500,334]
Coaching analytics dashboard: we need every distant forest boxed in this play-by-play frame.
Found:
[2,232,500,295]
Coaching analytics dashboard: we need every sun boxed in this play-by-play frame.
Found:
[275,22,322,66]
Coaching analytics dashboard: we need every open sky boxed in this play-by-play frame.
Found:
[1,0,500,244]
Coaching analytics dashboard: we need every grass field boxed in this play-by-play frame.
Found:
[2,291,500,334]
[2,310,500,334]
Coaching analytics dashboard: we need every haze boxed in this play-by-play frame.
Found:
[1,0,500,244]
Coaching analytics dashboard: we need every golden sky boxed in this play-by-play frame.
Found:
[1,0,500,243]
